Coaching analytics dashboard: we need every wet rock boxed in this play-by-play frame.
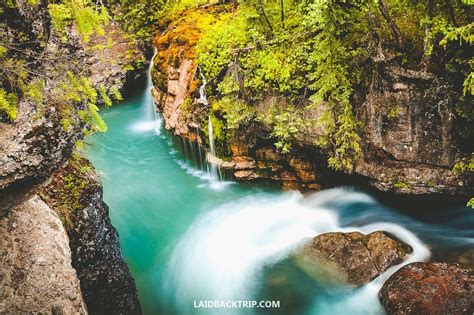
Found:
[255,146,284,162]
[153,59,195,137]
[379,262,473,315]
[0,196,86,314]
[288,157,317,182]
[234,170,262,180]
[42,159,141,314]
[232,156,256,170]
[297,231,412,285]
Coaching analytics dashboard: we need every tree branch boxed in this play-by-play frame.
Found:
[378,0,403,49]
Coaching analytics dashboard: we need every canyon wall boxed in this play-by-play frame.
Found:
[0,0,143,313]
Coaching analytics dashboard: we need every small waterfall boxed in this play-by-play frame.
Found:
[198,70,221,181]
[131,48,161,133]
[207,115,219,179]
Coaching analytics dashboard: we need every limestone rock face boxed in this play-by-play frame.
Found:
[379,262,473,315]
[356,63,472,195]
[297,231,412,285]
[153,59,195,138]
[0,196,86,314]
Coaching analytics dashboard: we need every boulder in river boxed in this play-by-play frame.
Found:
[379,262,473,315]
[296,231,413,285]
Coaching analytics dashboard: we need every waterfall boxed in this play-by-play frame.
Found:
[199,70,221,181]
[207,115,219,179]
[131,48,161,133]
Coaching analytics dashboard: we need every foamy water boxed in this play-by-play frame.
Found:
[165,189,430,314]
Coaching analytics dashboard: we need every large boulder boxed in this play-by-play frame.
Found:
[296,231,412,285]
[0,196,86,314]
[379,262,473,315]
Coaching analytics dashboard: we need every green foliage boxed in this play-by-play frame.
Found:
[386,103,400,119]
[213,97,255,130]
[453,154,474,174]
[209,111,224,141]
[452,154,474,208]
[99,85,112,107]
[270,109,303,154]
[0,88,18,120]
[49,0,109,42]
[26,0,40,6]
[468,197,474,209]
[117,0,168,46]
[109,85,123,102]
[305,0,364,171]
[25,79,46,103]
[393,182,411,189]
[197,9,249,80]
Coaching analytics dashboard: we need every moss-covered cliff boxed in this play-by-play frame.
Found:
[151,1,473,199]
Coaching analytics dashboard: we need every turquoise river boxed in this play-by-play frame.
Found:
[85,70,474,315]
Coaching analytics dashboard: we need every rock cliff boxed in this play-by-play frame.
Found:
[41,158,141,314]
[0,0,143,313]
[151,5,473,196]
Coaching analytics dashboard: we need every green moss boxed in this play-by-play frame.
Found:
[387,103,400,119]
[425,180,436,188]
[393,182,411,190]
[40,154,95,231]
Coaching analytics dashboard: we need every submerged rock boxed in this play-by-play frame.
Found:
[0,196,86,314]
[296,231,412,285]
[379,262,473,315]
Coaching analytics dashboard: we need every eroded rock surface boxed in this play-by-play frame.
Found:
[297,231,412,285]
[0,196,86,314]
[41,158,141,314]
[356,63,472,195]
[379,262,473,315]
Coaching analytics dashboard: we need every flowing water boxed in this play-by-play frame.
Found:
[85,71,474,314]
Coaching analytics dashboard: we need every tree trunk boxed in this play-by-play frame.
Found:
[378,0,403,49]
[257,0,274,36]
[280,0,285,29]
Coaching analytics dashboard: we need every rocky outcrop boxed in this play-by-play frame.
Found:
[0,1,144,214]
[151,8,472,196]
[356,63,472,195]
[379,262,473,315]
[82,21,144,93]
[296,231,412,285]
[41,158,141,314]
[0,106,82,215]
[0,0,84,213]
[1,1,143,313]
[153,59,196,138]
[0,196,87,314]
